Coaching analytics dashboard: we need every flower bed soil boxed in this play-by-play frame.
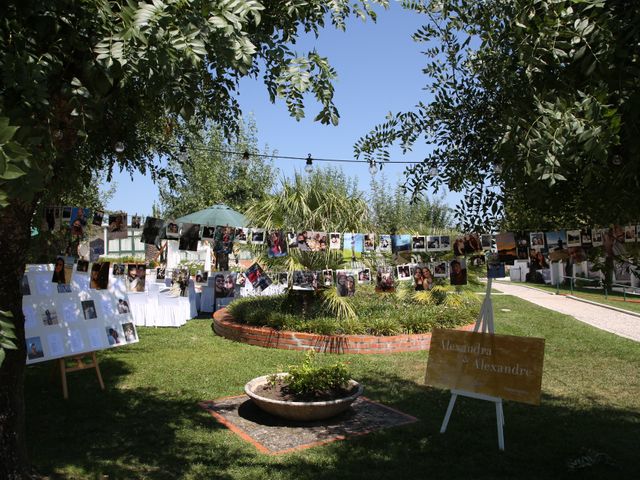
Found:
[255,380,359,402]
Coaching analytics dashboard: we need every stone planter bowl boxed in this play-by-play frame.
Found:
[244,373,363,422]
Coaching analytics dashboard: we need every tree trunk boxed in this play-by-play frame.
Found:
[0,201,35,479]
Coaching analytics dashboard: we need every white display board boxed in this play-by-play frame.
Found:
[23,265,139,365]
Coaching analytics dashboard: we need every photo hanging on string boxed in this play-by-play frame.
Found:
[90,262,110,290]
[413,264,434,291]
[165,220,180,239]
[267,230,288,258]
[292,271,318,291]
[449,257,467,286]
[480,234,494,250]
[244,262,272,291]
[131,215,142,229]
[329,232,341,250]
[70,208,90,238]
[363,233,376,252]
[287,232,299,249]
[378,234,391,252]
[250,228,265,245]
[495,232,518,264]
[375,266,395,293]
[433,261,448,278]
[214,226,235,253]
[179,223,201,251]
[357,268,371,284]
[307,231,328,252]
[141,217,166,245]
[107,213,128,240]
[336,270,356,297]
[201,226,216,241]
[234,227,248,244]
[412,235,426,252]
[566,229,582,248]
[591,228,604,247]
[322,269,334,286]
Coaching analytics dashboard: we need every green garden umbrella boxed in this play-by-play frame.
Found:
[175,204,248,227]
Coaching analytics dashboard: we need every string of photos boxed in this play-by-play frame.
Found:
[40,206,640,296]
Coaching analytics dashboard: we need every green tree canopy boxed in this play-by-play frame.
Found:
[158,117,275,218]
[368,173,452,233]
[356,0,640,231]
[0,1,386,476]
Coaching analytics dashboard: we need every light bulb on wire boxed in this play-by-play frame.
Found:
[178,145,188,162]
[369,161,378,175]
[305,154,313,173]
[114,141,125,153]
[242,151,250,163]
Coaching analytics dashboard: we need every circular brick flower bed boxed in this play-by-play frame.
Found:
[212,309,475,355]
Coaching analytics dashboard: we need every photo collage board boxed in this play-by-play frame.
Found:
[22,265,139,365]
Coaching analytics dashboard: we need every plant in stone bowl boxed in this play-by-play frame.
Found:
[245,350,363,421]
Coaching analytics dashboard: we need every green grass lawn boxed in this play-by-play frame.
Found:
[519,282,640,315]
[25,295,640,479]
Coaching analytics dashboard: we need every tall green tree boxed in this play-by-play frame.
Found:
[158,117,275,218]
[368,173,452,233]
[356,0,640,231]
[0,1,386,475]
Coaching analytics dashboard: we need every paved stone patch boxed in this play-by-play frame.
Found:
[199,395,418,454]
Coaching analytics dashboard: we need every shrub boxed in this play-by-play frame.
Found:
[269,350,351,398]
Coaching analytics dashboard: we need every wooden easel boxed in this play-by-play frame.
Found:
[439,277,506,450]
[53,351,105,399]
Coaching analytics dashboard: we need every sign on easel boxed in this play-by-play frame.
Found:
[426,329,545,405]
[427,276,545,450]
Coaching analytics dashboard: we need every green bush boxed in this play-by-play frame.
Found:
[226,283,480,336]
[270,350,351,398]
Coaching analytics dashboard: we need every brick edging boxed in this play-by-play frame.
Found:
[212,309,475,354]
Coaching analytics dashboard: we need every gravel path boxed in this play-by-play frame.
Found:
[492,282,640,342]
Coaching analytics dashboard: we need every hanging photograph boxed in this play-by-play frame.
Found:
[292,271,318,291]
[90,262,110,290]
[357,268,371,284]
[165,221,180,239]
[426,235,440,251]
[131,215,142,229]
[250,228,265,245]
[267,230,288,258]
[307,231,328,251]
[375,266,395,293]
[495,232,518,264]
[450,258,467,286]
[545,230,568,253]
[480,234,494,250]
[614,260,632,282]
[51,256,72,285]
[453,236,465,256]
[336,270,356,297]
[76,260,89,273]
[322,269,333,286]
[127,264,146,292]
[62,206,72,224]
[179,223,201,251]
[234,227,248,244]
[287,232,298,249]
[396,264,413,281]
[199,226,214,241]
[591,228,604,247]
[412,235,426,252]
[20,275,31,296]
[566,229,581,248]
[81,300,98,320]
[156,267,166,281]
[342,233,364,259]
[624,225,636,242]
[112,263,125,276]
[276,272,289,286]
[413,264,434,291]
[470,255,486,267]
[26,337,45,360]
[244,263,272,291]
[378,234,391,252]
[213,272,239,309]
[580,228,593,247]
[107,213,128,240]
[70,208,90,237]
[529,232,545,250]
[433,261,448,278]
[42,206,59,232]
[214,225,235,254]
[391,234,411,253]
[439,235,451,251]
[41,307,59,326]
[56,283,72,293]
[92,210,104,227]
[329,232,341,250]
[487,262,506,279]
[117,299,130,314]
[141,217,165,245]
[364,233,376,252]
[123,323,137,343]
[515,231,530,260]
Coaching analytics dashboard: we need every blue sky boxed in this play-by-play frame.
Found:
[104,2,459,216]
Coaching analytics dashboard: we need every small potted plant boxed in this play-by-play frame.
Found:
[244,350,363,421]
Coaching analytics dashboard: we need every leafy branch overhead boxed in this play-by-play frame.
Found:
[356,0,640,231]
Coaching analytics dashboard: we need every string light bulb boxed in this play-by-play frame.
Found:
[114,141,125,153]
[305,154,313,173]
[369,160,378,175]
[178,145,188,162]
[242,151,250,162]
